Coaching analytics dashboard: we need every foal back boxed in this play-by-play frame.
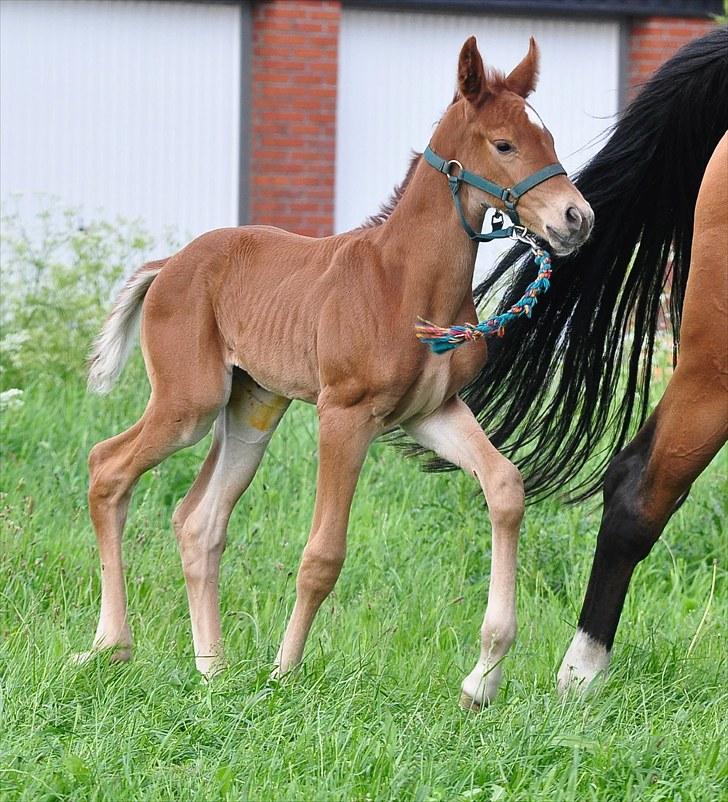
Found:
[142,225,341,404]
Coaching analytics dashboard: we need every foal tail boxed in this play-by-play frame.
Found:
[87,258,167,394]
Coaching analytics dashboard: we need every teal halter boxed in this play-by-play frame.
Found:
[414,145,566,354]
[423,144,566,241]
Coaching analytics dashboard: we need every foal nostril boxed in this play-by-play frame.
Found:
[565,205,582,230]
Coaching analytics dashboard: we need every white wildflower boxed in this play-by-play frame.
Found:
[0,330,31,367]
[0,387,24,411]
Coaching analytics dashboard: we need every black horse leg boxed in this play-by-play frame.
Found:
[558,387,727,691]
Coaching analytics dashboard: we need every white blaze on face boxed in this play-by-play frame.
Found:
[525,103,545,130]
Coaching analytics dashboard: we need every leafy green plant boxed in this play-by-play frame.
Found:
[0,204,158,392]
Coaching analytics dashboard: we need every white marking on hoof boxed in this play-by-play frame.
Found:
[557,629,610,694]
[461,660,503,709]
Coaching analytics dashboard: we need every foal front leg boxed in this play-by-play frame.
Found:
[405,396,524,709]
[274,401,375,676]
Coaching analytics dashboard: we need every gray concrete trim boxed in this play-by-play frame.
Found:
[342,0,720,18]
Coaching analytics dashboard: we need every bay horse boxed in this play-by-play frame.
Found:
[79,37,592,709]
[451,27,727,691]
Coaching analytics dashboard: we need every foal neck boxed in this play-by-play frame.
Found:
[375,130,485,323]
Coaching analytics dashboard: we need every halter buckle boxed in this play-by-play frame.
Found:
[501,187,517,209]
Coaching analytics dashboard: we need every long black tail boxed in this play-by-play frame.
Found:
[459,26,728,502]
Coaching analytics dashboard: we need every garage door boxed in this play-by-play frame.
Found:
[0,0,242,254]
[335,8,621,278]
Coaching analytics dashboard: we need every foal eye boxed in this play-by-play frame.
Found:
[495,141,513,154]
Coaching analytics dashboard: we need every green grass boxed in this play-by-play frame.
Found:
[1,361,727,801]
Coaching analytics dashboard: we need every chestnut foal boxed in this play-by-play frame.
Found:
[82,37,592,708]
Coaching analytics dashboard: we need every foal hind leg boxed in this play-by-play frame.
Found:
[172,373,289,677]
[80,329,231,663]
[78,396,224,663]
[76,418,143,663]
[404,396,524,709]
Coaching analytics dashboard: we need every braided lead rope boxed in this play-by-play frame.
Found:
[415,232,552,354]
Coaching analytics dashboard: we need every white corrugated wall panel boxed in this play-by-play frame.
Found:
[335,9,620,278]
[0,0,241,253]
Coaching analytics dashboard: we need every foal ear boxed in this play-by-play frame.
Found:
[457,36,487,104]
[506,37,540,98]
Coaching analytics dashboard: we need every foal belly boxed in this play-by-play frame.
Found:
[394,369,453,423]
[389,346,485,425]
[233,352,320,404]
[223,298,323,403]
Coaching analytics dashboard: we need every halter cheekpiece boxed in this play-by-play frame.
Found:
[415,144,565,353]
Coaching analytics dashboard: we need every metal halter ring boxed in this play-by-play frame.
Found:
[509,226,541,249]
[444,159,464,179]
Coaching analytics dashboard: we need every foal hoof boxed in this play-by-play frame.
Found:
[269,659,298,682]
[198,660,227,683]
[269,664,286,682]
[460,663,502,711]
[70,645,132,666]
[459,691,484,713]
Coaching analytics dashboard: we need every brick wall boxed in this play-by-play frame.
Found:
[628,16,715,96]
[249,0,340,237]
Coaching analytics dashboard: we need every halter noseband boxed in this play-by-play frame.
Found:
[423,144,566,241]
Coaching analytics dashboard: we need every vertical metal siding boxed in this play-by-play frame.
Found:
[336,9,620,278]
[0,0,241,253]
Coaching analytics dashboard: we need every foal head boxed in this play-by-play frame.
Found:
[433,36,593,255]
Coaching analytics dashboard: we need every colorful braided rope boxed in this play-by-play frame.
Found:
[415,247,552,354]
